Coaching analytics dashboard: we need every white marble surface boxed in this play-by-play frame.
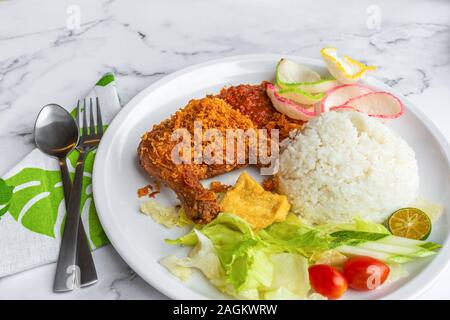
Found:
[0,0,449,299]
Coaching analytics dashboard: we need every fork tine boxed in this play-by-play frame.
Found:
[76,100,81,130]
[89,98,95,135]
[96,97,103,136]
[82,98,88,137]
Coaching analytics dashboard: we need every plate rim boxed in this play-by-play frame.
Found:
[93,54,450,300]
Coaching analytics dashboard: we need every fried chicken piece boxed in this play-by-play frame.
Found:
[262,176,278,192]
[138,83,304,224]
[210,181,231,193]
[139,97,257,224]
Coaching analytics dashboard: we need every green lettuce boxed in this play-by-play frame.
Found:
[164,213,314,299]
[160,229,223,283]
[258,222,329,257]
[315,217,390,235]
[141,200,193,228]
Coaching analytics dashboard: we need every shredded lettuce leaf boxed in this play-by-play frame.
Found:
[141,200,192,228]
[311,250,348,267]
[266,253,310,298]
[386,263,409,284]
[160,229,223,282]
[410,197,444,223]
[353,217,391,234]
[316,217,390,235]
[159,255,192,281]
[164,213,315,299]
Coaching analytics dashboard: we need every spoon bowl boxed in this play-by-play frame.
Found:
[34,104,79,159]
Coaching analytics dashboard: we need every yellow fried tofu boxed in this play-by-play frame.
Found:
[221,172,290,230]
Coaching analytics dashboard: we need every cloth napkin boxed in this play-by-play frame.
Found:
[0,73,120,277]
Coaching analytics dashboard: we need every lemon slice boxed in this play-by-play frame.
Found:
[388,208,432,240]
[321,47,376,84]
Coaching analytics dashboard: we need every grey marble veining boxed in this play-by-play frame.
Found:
[0,0,449,299]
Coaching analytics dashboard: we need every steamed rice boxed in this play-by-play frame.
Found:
[277,111,419,224]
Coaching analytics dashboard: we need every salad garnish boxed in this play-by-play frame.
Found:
[160,211,440,299]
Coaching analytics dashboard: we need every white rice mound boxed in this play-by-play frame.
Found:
[277,111,419,224]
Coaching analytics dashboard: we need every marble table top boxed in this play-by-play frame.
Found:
[0,0,449,299]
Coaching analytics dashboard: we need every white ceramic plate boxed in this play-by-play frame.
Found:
[93,55,450,300]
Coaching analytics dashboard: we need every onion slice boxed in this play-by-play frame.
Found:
[266,83,320,121]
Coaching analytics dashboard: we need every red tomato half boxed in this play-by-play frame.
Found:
[308,264,348,299]
[343,256,390,291]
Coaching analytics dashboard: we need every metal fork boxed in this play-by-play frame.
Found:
[54,97,103,292]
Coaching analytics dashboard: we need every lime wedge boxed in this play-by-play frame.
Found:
[388,208,432,240]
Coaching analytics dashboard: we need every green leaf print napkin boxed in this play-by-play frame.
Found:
[0,73,121,277]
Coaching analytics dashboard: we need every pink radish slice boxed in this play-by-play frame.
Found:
[322,84,374,111]
[329,105,360,112]
[344,92,404,119]
[266,83,320,121]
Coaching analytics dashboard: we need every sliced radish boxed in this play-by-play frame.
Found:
[278,87,325,105]
[276,59,321,87]
[321,47,376,84]
[344,92,404,119]
[266,83,320,121]
[322,84,374,111]
[329,105,360,113]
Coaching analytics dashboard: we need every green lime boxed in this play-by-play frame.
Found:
[388,208,431,240]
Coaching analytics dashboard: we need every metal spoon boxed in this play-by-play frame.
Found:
[34,104,97,289]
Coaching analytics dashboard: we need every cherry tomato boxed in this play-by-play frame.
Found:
[343,256,390,291]
[308,264,348,299]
